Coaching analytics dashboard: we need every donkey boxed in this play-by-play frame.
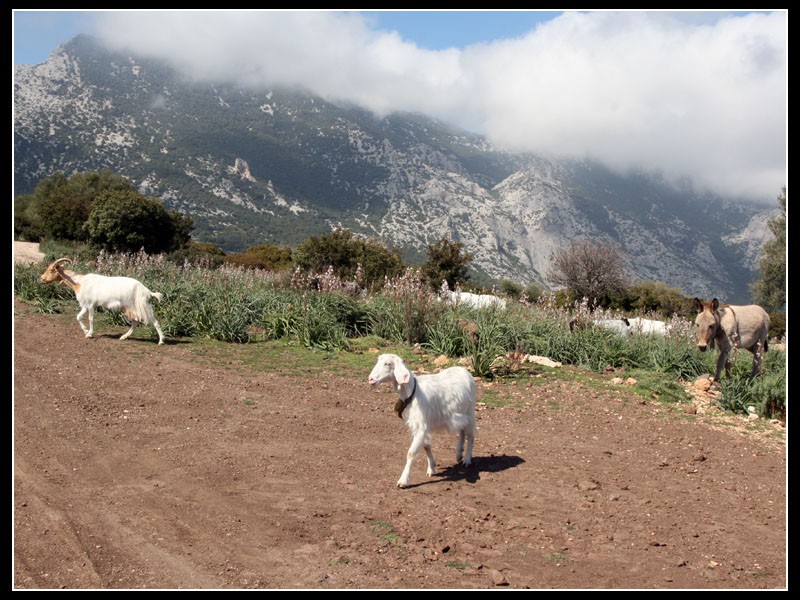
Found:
[692,298,770,382]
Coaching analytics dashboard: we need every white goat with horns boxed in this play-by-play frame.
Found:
[39,257,166,345]
[368,353,476,488]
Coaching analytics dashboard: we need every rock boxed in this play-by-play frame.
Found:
[694,376,713,392]
[488,569,508,586]
[523,355,562,368]
[433,355,450,368]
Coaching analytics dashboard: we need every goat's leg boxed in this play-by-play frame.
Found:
[456,430,465,464]
[397,432,425,488]
[76,306,91,337]
[152,317,165,345]
[120,317,138,341]
[423,434,436,477]
[87,307,97,338]
[463,426,475,466]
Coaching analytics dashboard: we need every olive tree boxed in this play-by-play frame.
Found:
[548,240,628,305]
[750,186,786,312]
[84,189,192,254]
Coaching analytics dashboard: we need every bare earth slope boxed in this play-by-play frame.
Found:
[12,297,786,590]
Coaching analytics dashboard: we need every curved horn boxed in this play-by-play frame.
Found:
[54,257,73,267]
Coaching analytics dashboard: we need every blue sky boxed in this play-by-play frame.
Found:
[12,10,787,201]
[13,10,562,64]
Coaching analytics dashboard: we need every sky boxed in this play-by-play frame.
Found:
[12,9,787,203]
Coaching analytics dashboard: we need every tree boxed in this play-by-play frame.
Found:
[167,241,226,268]
[293,229,404,288]
[422,238,473,290]
[628,280,693,317]
[14,194,44,241]
[750,186,786,311]
[225,244,294,271]
[16,169,139,243]
[84,189,193,254]
[39,193,92,242]
[548,240,628,305]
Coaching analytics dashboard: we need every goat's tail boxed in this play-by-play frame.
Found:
[132,287,161,325]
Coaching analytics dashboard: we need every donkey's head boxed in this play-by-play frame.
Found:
[692,297,720,352]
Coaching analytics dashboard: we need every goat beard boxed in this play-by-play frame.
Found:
[394,398,406,418]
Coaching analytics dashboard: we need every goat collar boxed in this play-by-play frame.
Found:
[396,374,417,419]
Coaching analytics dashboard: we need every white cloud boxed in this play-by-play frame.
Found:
[95,10,787,201]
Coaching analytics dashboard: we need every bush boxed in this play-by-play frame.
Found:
[13,249,785,419]
[718,349,786,420]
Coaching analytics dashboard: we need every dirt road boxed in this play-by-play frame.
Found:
[13,241,45,265]
[12,296,786,590]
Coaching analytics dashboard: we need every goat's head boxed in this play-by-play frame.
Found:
[368,353,411,387]
[39,257,72,285]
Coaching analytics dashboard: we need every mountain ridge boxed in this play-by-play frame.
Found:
[13,35,776,302]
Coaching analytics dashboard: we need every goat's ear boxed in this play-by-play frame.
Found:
[393,359,411,384]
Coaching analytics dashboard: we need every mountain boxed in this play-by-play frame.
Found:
[14,35,777,303]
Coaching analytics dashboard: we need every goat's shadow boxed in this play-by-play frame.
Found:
[94,333,187,345]
[402,454,525,488]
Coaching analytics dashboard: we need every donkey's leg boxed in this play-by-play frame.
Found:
[714,350,728,382]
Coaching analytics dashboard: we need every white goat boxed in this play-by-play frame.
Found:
[628,317,670,336]
[39,257,165,345]
[368,353,476,488]
[443,290,507,310]
[570,317,632,336]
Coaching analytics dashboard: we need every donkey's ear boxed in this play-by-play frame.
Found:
[711,298,719,311]
[692,298,703,313]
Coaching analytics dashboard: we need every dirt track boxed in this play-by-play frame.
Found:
[13,241,45,265]
[12,247,787,589]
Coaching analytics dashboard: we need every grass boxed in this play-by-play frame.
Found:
[545,552,572,563]
[622,369,693,406]
[370,520,399,543]
[478,389,511,408]
[14,255,786,420]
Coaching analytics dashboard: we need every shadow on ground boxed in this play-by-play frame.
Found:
[403,454,525,488]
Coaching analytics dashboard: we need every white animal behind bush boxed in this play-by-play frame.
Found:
[628,317,670,336]
[39,257,166,345]
[368,353,477,488]
[442,290,507,310]
[570,317,632,336]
